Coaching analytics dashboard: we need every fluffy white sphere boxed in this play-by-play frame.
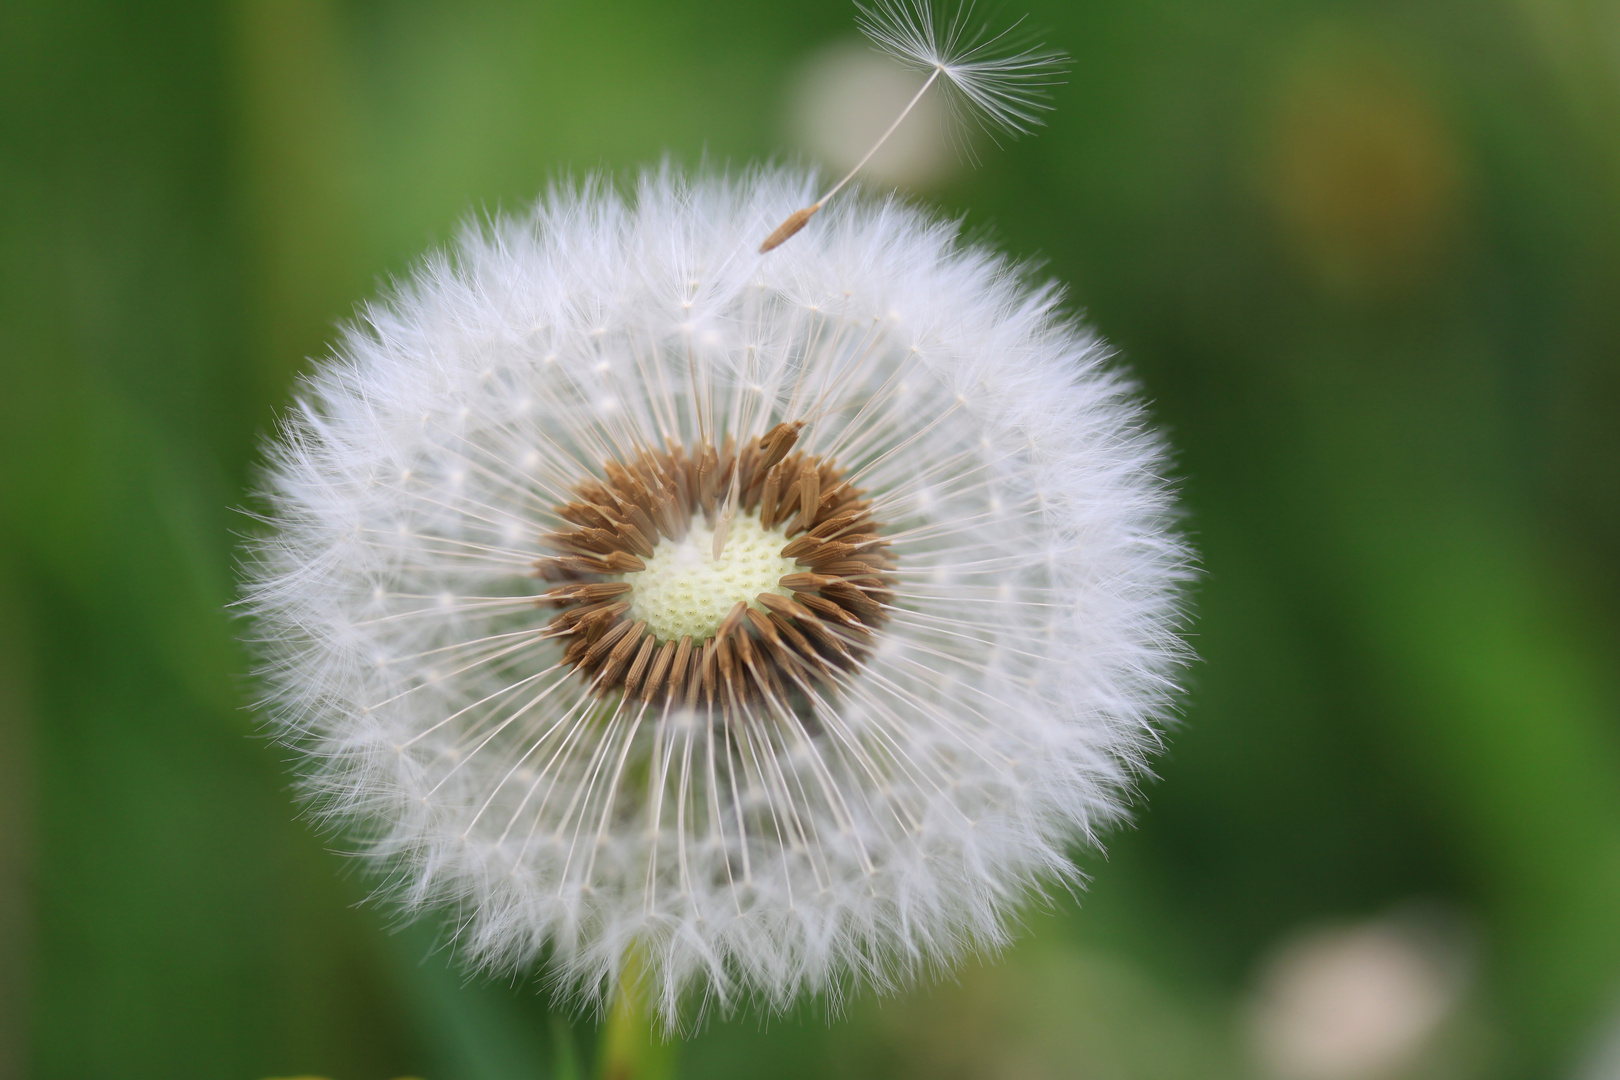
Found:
[244,168,1189,1027]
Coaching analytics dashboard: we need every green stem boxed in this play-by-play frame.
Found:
[596,951,675,1080]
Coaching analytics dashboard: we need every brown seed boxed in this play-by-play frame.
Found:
[702,638,721,708]
[794,609,854,662]
[813,560,887,580]
[594,621,647,691]
[551,600,630,632]
[756,591,817,622]
[696,444,719,510]
[759,204,819,253]
[583,617,637,665]
[668,635,693,700]
[624,501,659,546]
[757,421,804,474]
[759,467,783,527]
[794,469,821,534]
[540,581,632,605]
[717,600,748,641]
[795,592,865,630]
[779,572,840,591]
[672,452,692,511]
[715,632,738,694]
[772,479,800,531]
[744,607,779,646]
[552,527,620,554]
[765,612,829,674]
[603,459,635,495]
[534,553,635,578]
[800,542,857,567]
[777,534,818,560]
[836,533,885,550]
[653,493,684,540]
[624,633,658,697]
[557,502,613,530]
[641,640,677,702]
[612,520,656,559]
[573,478,611,505]
[808,512,863,540]
[688,640,717,710]
[532,558,573,581]
[733,631,772,705]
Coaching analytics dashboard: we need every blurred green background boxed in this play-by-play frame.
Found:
[3,0,1619,1077]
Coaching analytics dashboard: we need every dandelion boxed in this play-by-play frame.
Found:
[243,2,1188,1035]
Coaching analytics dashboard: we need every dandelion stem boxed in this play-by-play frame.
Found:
[596,949,674,1080]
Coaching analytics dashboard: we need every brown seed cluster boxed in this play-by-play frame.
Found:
[532,423,895,716]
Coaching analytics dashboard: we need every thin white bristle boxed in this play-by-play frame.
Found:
[855,0,1069,138]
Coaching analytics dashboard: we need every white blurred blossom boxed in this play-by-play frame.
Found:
[1249,914,1471,1080]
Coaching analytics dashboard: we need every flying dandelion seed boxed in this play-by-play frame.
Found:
[243,2,1189,1033]
[761,0,1068,250]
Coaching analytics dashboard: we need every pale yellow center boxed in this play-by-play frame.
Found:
[623,513,796,642]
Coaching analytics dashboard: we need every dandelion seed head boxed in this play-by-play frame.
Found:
[243,167,1189,1031]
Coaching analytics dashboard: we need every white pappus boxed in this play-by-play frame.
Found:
[242,1,1191,1034]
